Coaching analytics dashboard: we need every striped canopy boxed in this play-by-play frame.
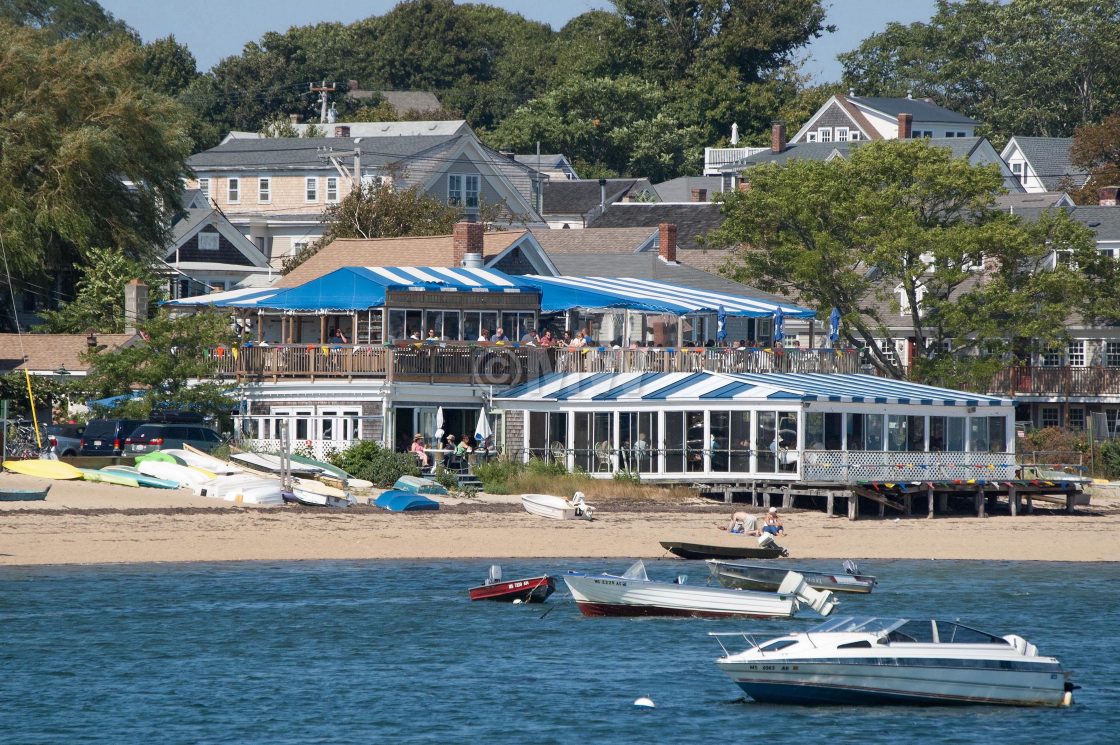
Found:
[498,371,1010,407]
[521,275,816,319]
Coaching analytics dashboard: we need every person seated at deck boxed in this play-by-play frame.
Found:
[410,434,429,469]
[582,329,595,346]
[453,434,472,471]
[425,328,440,343]
[726,511,760,535]
[478,328,490,342]
[762,506,785,536]
[490,327,508,343]
[521,329,539,345]
[569,329,587,349]
[442,434,457,468]
[408,329,421,341]
[328,328,348,344]
[540,330,554,346]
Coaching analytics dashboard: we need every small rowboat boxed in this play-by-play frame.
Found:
[708,559,877,594]
[0,485,50,501]
[468,565,555,603]
[522,492,594,520]
[372,490,439,512]
[659,540,787,561]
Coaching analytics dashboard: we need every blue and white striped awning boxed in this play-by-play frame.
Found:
[497,372,1011,407]
[163,287,282,308]
[522,275,816,318]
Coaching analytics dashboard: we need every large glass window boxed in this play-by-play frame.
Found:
[387,309,423,341]
[463,311,500,342]
[503,312,537,342]
[619,412,657,473]
[906,415,925,450]
[777,413,797,472]
[969,418,989,452]
[806,412,843,450]
[465,174,480,209]
[574,412,612,471]
[710,411,730,472]
[988,416,1007,452]
[756,411,776,472]
[424,310,460,341]
[730,411,751,471]
[665,412,685,472]
[448,174,462,206]
[686,411,704,472]
[887,415,908,451]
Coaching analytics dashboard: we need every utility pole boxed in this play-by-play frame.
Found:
[309,81,337,124]
[317,146,362,187]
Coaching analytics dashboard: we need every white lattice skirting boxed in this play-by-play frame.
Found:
[802,450,1017,483]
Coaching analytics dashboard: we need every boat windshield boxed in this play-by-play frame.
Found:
[808,617,1010,645]
[621,560,649,581]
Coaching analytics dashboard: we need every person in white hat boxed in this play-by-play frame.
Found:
[762,506,784,537]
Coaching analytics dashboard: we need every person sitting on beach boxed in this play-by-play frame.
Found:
[762,506,785,536]
[725,511,760,535]
[410,434,429,469]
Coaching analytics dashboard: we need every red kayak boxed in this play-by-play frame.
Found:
[469,565,556,603]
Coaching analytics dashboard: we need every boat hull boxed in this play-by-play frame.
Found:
[522,493,589,520]
[0,487,50,501]
[468,575,555,603]
[660,541,786,561]
[563,573,796,619]
[709,561,876,594]
[719,660,1071,707]
[373,490,439,512]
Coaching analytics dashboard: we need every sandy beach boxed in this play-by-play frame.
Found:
[1,473,1118,566]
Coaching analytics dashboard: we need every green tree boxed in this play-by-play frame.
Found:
[83,310,236,423]
[139,35,198,97]
[0,22,192,279]
[37,247,166,333]
[282,180,464,273]
[0,0,133,41]
[708,139,1095,387]
[839,0,1120,142]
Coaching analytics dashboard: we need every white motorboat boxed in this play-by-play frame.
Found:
[711,616,1075,707]
[562,560,837,619]
[521,492,594,520]
[708,559,877,594]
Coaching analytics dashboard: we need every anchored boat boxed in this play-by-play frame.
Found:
[563,560,837,619]
[712,616,1075,707]
[708,559,877,594]
[660,539,787,561]
[468,565,556,603]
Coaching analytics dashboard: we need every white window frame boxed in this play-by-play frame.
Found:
[305,177,319,203]
[1106,341,1120,367]
[1040,406,1060,428]
[448,174,463,206]
[849,130,860,141]
[817,127,832,143]
[806,132,818,143]
[326,176,339,203]
[1067,340,1085,367]
[198,177,210,199]
[227,177,240,204]
[465,174,480,209]
[198,232,220,251]
[835,126,849,142]
[258,176,271,204]
[1068,407,1085,431]
[1039,346,1061,367]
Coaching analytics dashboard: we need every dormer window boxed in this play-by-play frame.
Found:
[818,127,832,143]
[836,127,849,142]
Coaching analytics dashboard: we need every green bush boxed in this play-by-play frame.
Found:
[613,469,641,484]
[431,466,460,491]
[525,458,567,476]
[1099,440,1120,480]
[474,459,523,494]
[329,440,419,487]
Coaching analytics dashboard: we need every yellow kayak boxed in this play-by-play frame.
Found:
[3,459,84,480]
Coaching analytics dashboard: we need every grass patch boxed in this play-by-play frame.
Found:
[477,457,694,501]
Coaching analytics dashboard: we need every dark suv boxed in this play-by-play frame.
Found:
[79,419,146,456]
[124,424,225,454]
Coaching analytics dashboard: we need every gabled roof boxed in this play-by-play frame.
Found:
[850,96,977,125]
[513,154,571,170]
[167,207,271,269]
[543,178,656,216]
[275,231,530,287]
[723,137,994,170]
[587,203,725,251]
[0,333,139,374]
[652,176,725,202]
[219,121,470,144]
[1002,136,1089,191]
[531,227,658,254]
[995,191,1074,211]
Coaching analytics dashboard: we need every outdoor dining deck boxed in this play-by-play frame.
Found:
[209,344,862,384]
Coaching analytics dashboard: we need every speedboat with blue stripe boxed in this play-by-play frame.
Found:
[712,616,1075,707]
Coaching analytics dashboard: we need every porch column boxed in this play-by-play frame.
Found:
[566,411,575,473]
[612,410,620,473]
[320,315,327,344]
[657,410,666,474]
[257,312,263,342]
[702,411,711,472]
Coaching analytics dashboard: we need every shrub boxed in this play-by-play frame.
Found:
[475,459,523,494]
[1100,440,1120,480]
[431,466,460,491]
[525,458,567,477]
[613,469,641,484]
[329,440,419,486]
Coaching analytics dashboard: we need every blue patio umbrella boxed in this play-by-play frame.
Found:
[829,307,841,344]
[773,307,785,343]
[717,305,728,342]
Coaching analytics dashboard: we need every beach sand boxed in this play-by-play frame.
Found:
[2,473,1118,566]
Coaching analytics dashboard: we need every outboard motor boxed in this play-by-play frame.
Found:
[777,571,839,617]
[843,559,860,576]
[486,564,502,586]
[570,491,595,519]
[757,532,790,557]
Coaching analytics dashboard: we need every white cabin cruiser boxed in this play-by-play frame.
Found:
[712,616,1075,707]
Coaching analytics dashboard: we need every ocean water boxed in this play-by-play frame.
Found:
[0,558,1116,744]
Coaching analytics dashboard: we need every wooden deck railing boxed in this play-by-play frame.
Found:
[986,366,1120,397]
[205,344,863,385]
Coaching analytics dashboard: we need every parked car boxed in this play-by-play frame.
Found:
[46,423,85,456]
[124,423,225,454]
[79,419,146,457]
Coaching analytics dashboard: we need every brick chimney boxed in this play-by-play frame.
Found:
[771,122,786,153]
[453,220,485,267]
[690,188,708,202]
[334,125,351,138]
[897,113,913,139]
[124,279,148,335]
[658,223,678,263]
[289,113,303,124]
[1098,186,1120,206]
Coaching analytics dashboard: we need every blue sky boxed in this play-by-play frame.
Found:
[100,0,938,83]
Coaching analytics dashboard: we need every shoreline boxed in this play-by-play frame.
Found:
[2,474,1118,567]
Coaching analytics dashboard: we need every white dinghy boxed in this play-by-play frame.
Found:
[521,491,594,520]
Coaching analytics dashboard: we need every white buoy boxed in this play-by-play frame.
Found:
[633,696,655,708]
[512,598,523,605]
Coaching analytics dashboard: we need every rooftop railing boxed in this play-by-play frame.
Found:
[986,366,1120,398]
[207,344,863,384]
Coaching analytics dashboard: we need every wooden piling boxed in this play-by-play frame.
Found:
[926,484,935,519]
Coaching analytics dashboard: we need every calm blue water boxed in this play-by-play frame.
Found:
[1,559,1116,743]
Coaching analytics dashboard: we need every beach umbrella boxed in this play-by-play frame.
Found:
[475,406,493,443]
[717,305,728,342]
[773,307,785,343]
[828,307,841,344]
